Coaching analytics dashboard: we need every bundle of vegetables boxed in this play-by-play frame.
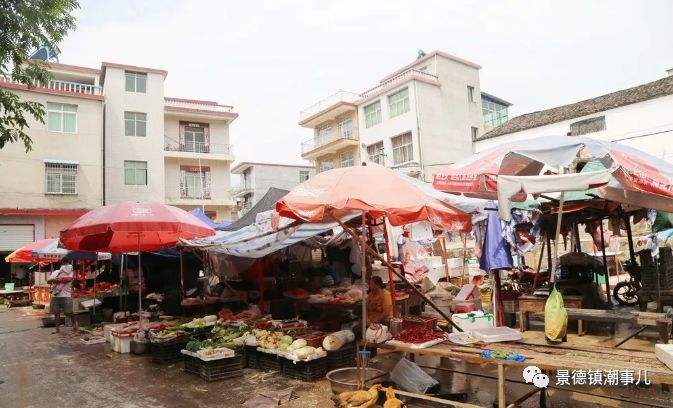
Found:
[181,315,217,329]
[210,326,249,348]
[392,327,447,344]
[284,339,327,361]
[149,328,189,344]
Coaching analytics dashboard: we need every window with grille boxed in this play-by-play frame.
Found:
[124,160,147,185]
[364,101,382,128]
[319,159,334,173]
[467,86,475,103]
[299,170,310,182]
[391,132,413,165]
[340,151,354,167]
[125,71,147,93]
[388,88,410,118]
[47,103,77,133]
[45,163,77,194]
[124,112,147,137]
[338,117,352,138]
[183,126,207,152]
[367,141,384,165]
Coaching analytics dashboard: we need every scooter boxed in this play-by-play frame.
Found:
[613,260,641,306]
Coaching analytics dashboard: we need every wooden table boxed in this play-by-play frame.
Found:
[518,295,584,333]
[564,308,672,343]
[0,289,31,307]
[371,338,673,408]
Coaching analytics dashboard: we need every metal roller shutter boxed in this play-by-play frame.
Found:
[0,225,35,252]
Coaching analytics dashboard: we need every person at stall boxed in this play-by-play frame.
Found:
[366,276,393,325]
[46,258,77,333]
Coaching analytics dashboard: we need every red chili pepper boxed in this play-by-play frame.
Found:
[393,327,445,343]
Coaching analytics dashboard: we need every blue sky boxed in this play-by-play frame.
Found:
[59,0,673,166]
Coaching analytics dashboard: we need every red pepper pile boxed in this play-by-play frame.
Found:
[393,327,446,344]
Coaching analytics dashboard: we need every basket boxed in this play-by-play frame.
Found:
[280,357,327,382]
[327,342,356,371]
[256,350,282,371]
[183,352,244,382]
[402,315,438,331]
[151,340,189,364]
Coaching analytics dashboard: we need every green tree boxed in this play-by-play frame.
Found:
[0,0,79,152]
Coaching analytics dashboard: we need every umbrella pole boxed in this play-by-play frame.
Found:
[179,249,185,297]
[599,220,611,306]
[550,193,565,284]
[461,233,468,285]
[328,212,463,332]
[93,261,98,315]
[440,234,450,282]
[119,254,124,311]
[381,218,397,318]
[360,211,367,390]
[624,215,637,265]
[138,236,143,329]
[532,240,546,291]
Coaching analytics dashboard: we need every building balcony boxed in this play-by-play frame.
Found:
[230,183,253,198]
[301,131,358,161]
[357,70,440,104]
[164,139,234,161]
[299,90,359,128]
[164,97,238,121]
[0,77,103,99]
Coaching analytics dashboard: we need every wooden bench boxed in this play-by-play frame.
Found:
[564,308,672,343]
[519,295,584,333]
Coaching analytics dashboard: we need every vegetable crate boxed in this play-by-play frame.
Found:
[280,357,327,382]
[256,350,282,371]
[151,340,189,364]
[244,345,258,369]
[183,352,244,382]
[326,343,356,371]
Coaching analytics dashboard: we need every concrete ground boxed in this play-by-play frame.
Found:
[2,305,673,408]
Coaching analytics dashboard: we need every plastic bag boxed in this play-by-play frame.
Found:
[390,357,438,394]
[544,287,568,343]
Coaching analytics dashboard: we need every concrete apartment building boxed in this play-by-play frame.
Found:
[299,51,511,181]
[474,70,673,158]
[230,162,314,216]
[0,60,237,256]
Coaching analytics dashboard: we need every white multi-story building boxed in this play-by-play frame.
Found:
[230,162,314,217]
[474,70,673,158]
[299,51,510,181]
[0,60,237,261]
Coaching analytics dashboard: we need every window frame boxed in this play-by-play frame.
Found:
[124,71,147,93]
[183,126,207,152]
[340,151,354,168]
[367,141,385,165]
[388,87,410,118]
[471,127,479,142]
[299,170,310,182]
[47,102,77,133]
[338,117,352,138]
[391,132,413,165]
[124,111,147,137]
[319,159,334,173]
[124,160,148,186]
[45,163,78,195]
[467,85,475,103]
[363,101,382,128]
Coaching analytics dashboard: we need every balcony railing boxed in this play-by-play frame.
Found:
[0,76,102,95]
[165,98,234,113]
[359,70,439,99]
[300,90,360,120]
[230,183,253,196]
[301,131,357,154]
[164,140,233,155]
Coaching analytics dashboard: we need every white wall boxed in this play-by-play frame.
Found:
[474,94,673,159]
[103,67,165,203]
[244,165,315,204]
[0,90,103,209]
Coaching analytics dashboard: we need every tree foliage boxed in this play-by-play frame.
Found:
[0,0,79,152]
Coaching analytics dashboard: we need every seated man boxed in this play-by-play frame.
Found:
[366,276,393,325]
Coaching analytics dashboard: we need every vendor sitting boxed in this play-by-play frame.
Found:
[366,276,393,325]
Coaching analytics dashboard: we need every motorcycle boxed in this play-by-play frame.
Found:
[613,260,641,306]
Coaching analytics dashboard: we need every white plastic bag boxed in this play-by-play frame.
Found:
[390,357,438,394]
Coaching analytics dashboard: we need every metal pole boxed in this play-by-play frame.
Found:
[550,182,565,284]
[532,240,546,291]
[599,220,611,305]
[119,254,124,310]
[546,233,552,273]
[179,249,185,297]
[461,233,468,285]
[137,235,143,329]
[360,211,367,339]
[624,215,637,265]
[381,218,397,317]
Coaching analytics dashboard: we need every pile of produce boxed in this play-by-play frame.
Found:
[284,338,326,361]
[252,329,288,350]
[250,329,326,361]
[392,327,447,344]
[181,315,218,329]
[210,326,250,348]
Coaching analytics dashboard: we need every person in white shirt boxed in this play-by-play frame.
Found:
[47,258,77,333]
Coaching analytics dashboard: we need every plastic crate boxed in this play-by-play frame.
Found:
[256,350,282,371]
[280,357,327,382]
[327,342,356,371]
[183,352,244,382]
[151,340,189,364]
[244,345,257,369]
[640,249,673,291]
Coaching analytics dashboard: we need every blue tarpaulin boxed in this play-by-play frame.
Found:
[189,208,231,229]
[480,203,513,271]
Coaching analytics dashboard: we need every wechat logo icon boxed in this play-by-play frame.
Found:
[523,365,549,389]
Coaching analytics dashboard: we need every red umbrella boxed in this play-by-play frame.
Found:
[60,201,214,252]
[276,163,472,231]
[5,239,59,263]
[60,202,214,324]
